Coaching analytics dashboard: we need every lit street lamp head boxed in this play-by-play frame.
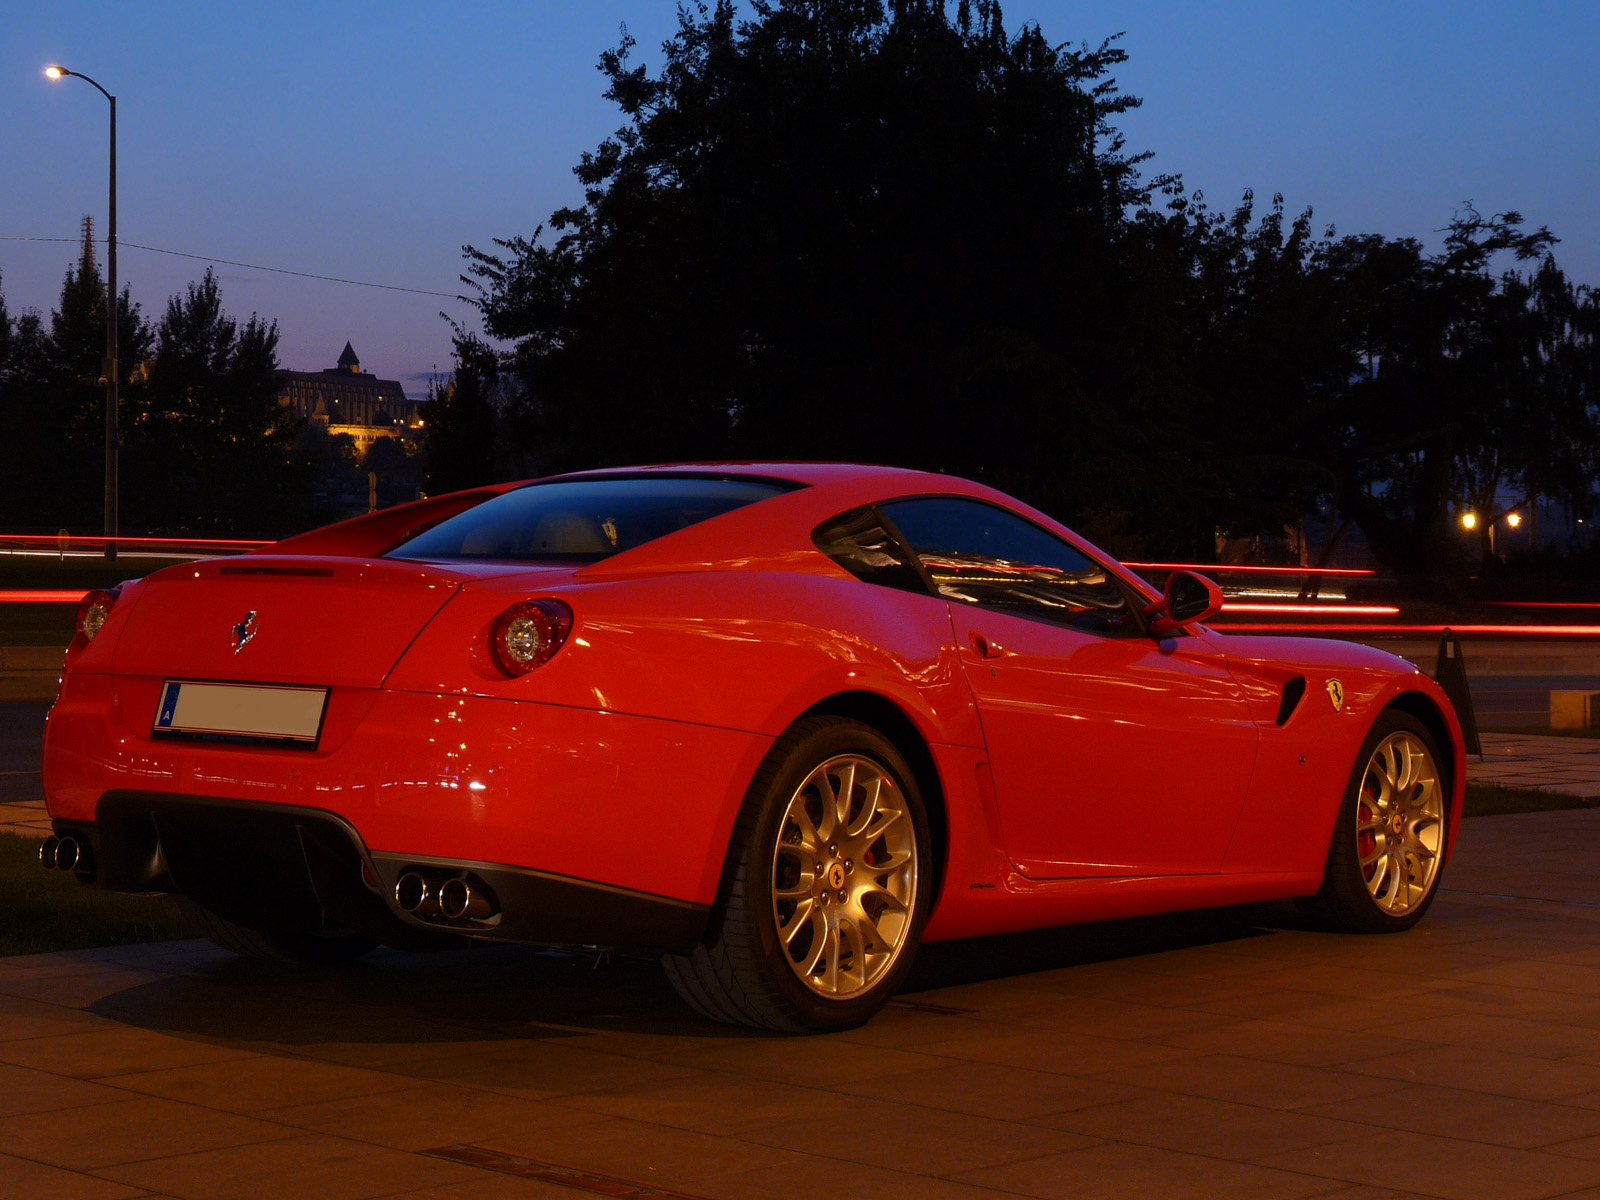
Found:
[44,65,67,80]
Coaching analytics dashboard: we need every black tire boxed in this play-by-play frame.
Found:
[180,900,377,965]
[1304,710,1450,934]
[662,717,934,1033]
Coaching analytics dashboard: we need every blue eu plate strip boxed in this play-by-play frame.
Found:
[156,681,181,728]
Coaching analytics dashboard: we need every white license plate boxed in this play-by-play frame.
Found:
[152,680,328,744]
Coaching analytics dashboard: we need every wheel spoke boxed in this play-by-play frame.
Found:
[787,803,821,856]
[1392,740,1417,798]
[865,844,914,873]
[1367,850,1390,896]
[858,909,896,955]
[1359,833,1387,868]
[839,917,867,991]
[844,771,885,839]
[781,898,815,945]
[775,864,817,901]
[858,801,904,845]
[857,880,909,912]
[799,909,831,975]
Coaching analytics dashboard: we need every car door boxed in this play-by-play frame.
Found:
[879,496,1259,879]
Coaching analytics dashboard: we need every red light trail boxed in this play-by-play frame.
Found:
[0,591,87,603]
[1221,603,1399,615]
[1213,622,1600,637]
[1126,562,1375,577]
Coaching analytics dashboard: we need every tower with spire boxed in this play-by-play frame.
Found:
[79,214,96,273]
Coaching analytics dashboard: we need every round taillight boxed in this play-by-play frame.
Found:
[491,599,573,676]
[75,588,121,645]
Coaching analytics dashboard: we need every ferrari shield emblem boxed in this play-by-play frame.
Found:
[1326,678,1345,711]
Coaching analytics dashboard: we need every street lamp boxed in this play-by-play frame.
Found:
[1459,512,1478,531]
[44,64,118,562]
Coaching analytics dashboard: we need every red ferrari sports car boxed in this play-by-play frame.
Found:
[41,463,1463,1031]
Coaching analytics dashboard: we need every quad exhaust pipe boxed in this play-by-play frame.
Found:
[395,868,498,924]
[438,877,494,921]
[39,835,85,873]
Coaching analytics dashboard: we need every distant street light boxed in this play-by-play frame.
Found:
[1459,512,1478,531]
[44,64,119,563]
[1505,511,1523,529]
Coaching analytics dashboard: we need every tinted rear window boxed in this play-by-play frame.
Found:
[388,477,794,564]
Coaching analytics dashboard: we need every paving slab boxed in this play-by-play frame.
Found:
[0,811,1596,1198]
[3,723,1600,1197]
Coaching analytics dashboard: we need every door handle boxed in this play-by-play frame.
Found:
[970,632,1005,659]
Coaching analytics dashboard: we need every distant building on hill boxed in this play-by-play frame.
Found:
[276,342,423,450]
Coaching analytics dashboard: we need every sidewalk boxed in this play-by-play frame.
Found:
[4,809,1600,1198]
[1475,731,1600,798]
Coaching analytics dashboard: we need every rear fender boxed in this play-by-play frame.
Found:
[386,571,984,745]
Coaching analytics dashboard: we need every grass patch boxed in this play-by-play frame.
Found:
[0,832,193,956]
[1463,783,1597,818]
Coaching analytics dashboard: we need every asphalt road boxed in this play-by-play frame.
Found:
[1468,674,1600,728]
[0,701,47,802]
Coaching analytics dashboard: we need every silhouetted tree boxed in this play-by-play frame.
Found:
[127,269,306,531]
[464,0,1152,522]
[0,246,151,530]
[419,333,501,494]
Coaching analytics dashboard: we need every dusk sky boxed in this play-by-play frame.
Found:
[6,2,1597,398]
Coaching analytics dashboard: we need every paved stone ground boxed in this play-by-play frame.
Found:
[2,810,1600,1199]
[1476,733,1600,799]
[7,704,1600,1198]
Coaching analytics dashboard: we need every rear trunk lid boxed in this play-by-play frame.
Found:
[110,556,467,689]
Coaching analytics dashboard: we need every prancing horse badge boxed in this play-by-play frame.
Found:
[1326,678,1345,711]
[231,611,258,654]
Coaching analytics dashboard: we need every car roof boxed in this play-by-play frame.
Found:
[544,462,947,489]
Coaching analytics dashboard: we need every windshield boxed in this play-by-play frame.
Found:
[387,476,796,564]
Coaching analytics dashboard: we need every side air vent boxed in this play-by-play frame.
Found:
[1276,676,1307,726]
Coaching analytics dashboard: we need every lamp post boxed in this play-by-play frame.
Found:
[45,65,118,563]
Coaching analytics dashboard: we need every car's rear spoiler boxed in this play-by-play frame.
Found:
[263,488,507,558]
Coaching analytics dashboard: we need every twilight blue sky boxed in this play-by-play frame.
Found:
[5,2,1596,397]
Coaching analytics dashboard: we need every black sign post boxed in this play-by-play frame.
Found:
[1435,629,1482,759]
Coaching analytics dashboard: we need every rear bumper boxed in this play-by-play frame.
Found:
[51,791,708,954]
[44,672,768,919]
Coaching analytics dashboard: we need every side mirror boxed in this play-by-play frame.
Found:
[1145,569,1223,636]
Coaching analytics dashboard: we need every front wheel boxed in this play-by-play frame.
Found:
[663,717,933,1032]
[1304,710,1450,933]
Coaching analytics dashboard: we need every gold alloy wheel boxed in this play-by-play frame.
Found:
[1355,731,1445,915]
[771,754,918,998]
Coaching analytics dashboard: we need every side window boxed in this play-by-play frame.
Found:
[812,506,929,595]
[879,497,1139,635]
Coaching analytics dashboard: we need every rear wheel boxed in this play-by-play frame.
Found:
[663,717,932,1032]
[1305,710,1449,933]
[181,900,376,965]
